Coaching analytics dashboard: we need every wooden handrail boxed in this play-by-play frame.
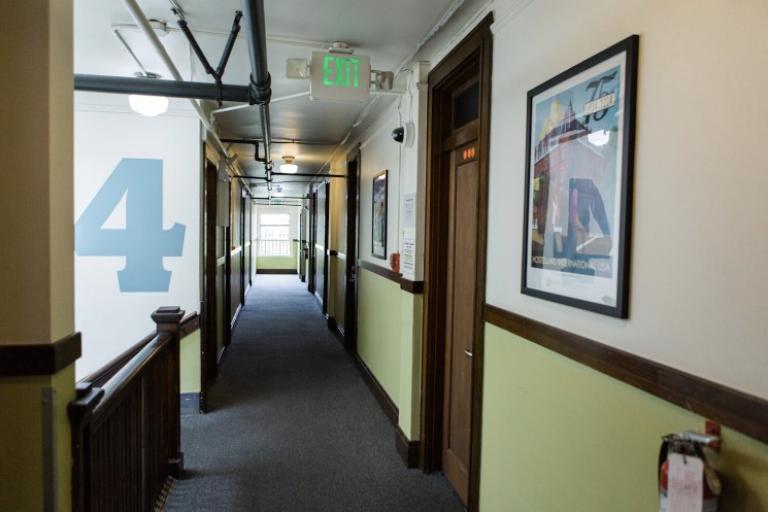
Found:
[69,307,187,512]
[82,311,199,387]
[91,333,172,422]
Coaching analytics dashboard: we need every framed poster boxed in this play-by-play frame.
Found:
[372,170,388,259]
[522,35,638,318]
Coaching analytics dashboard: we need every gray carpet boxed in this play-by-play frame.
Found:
[165,274,464,512]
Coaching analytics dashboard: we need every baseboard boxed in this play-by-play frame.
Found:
[217,345,227,365]
[256,269,297,274]
[353,354,398,426]
[395,426,421,468]
[326,316,347,346]
[181,392,201,414]
[230,303,243,330]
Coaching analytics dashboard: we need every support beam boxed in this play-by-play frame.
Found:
[74,75,250,103]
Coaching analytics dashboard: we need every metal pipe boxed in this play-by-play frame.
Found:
[121,0,252,193]
[241,0,272,167]
[216,11,243,77]
[221,137,336,146]
[271,172,347,178]
[113,28,150,76]
[74,75,250,102]
[259,103,272,169]
[177,18,217,78]
[241,0,270,99]
[235,173,346,179]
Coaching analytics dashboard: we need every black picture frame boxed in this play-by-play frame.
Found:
[371,170,388,259]
[521,35,638,318]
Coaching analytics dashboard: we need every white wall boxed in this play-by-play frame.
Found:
[356,62,431,280]
[359,110,402,267]
[485,0,768,398]
[74,92,201,378]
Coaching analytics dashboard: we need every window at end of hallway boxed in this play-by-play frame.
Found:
[259,213,291,256]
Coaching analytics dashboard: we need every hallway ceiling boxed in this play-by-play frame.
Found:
[74,0,457,195]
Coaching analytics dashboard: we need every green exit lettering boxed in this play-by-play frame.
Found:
[323,55,361,89]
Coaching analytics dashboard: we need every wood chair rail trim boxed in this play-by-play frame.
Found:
[483,304,768,445]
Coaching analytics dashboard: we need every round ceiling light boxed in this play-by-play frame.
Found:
[128,72,169,117]
[129,94,169,117]
[280,155,298,174]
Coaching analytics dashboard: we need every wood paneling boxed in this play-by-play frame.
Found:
[358,259,401,283]
[0,332,81,377]
[69,308,184,512]
[400,279,424,294]
[357,260,424,294]
[484,304,768,446]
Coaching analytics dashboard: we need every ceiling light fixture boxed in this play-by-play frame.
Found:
[128,72,169,117]
[280,155,298,174]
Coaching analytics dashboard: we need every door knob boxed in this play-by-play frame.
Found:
[463,349,473,358]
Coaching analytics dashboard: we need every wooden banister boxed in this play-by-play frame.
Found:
[81,311,199,387]
[69,307,186,512]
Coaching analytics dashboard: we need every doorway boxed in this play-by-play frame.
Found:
[343,149,361,352]
[421,15,493,510]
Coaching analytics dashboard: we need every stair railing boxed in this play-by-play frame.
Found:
[68,307,188,512]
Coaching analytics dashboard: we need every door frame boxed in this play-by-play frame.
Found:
[419,14,493,511]
[308,191,317,294]
[321,181,331,313]
[202,158,218,407]
[343,147,361,352]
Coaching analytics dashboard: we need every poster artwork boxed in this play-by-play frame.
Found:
[372,170,388,259]
[523,35,638,317]
[529,66,620,278]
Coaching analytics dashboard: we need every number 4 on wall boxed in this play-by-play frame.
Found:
[76,158,185,292]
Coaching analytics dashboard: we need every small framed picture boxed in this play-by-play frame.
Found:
[372,170,388,259]
[522,35,639,318]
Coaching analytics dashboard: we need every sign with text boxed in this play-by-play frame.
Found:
[310,51,370,102]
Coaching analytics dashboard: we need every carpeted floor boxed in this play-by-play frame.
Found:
[165,274,465,512]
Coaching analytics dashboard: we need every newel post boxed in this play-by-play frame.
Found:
[151,306,185,478]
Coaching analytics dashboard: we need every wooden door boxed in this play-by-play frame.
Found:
[202,160,218,403]
[422,16,492,511]
[314,183,329,310]
[344,150,361,351]
[308,192,317,294]
[441,117,481,504]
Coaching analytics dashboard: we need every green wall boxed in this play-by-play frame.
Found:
[0,365,75,512]
[357,267,423,441]
[480,324,768,511]
[256,241,299,271]
[357,268,402,407]
[180,330,201,394]
[398,291,422,440]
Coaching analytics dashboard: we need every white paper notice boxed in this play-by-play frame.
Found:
[401,227,416,279]
[668,453,704,512]
[403,193,416,228]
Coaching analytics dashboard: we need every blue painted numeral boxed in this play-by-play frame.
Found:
[75,158,185,292]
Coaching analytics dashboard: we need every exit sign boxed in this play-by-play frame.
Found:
[310,51,371,102]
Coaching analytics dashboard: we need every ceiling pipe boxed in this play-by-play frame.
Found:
[75,75,250,102]
[240,0,273,170]
[221,137,335,146]
[120,0,252,192]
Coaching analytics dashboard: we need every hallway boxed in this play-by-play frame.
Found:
[166,275,464,511]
